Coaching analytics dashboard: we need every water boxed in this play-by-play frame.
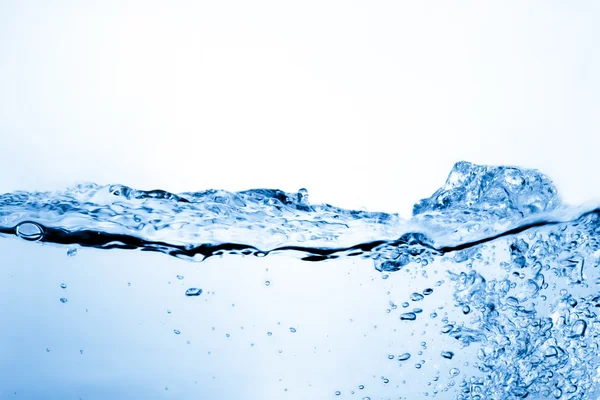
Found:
[1,161,599,399]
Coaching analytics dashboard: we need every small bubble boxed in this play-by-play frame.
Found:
[383,378,389,384]
[167,310,172,314]
[388,354,394,360]
[79,349,83,354]
[400,312,417,321]
[449,368,460,377]
[127,282,131,287]
[174,329,181,335]
[410,293,424,301]
[423,288,434,295]
[45,348,50,352]
[60,283,67,289]
[67,248,77,257]
[16,222,44,241]
[176,275,184,280]
[267,332,273,336]
[335,391,341,396]
[165,387,168,391]
[265,281,271,286]
[358,385,364,389]
[462,305,471,314]
[441,351,454,359]
[225,333,230,338]
[289,327,297,333]
[185,288,202,296]
[59,298,68,303]
[398,353,411,361]
[415,363,422,369]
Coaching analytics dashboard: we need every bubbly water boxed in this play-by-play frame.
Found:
[1,161,600,399]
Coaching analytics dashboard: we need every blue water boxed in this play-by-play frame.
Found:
[1,161,599,399]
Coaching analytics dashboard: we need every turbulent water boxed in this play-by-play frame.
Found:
[2,161,600,399]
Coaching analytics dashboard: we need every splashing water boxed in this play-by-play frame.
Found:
[2,161,600,399]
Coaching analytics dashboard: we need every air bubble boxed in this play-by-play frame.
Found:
[15,222,43,241]
[185,288,202,296]
[410,293,424,301]
[59,298,68,303]
[400,312,416,321]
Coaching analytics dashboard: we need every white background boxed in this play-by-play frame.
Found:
[1,1,599,215]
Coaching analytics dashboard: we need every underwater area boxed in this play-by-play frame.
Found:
[1,161,600,399]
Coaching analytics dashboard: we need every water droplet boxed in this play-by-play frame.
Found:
[79,349,83,354]
[441,351,454,359]
[462,305,471,314]
[60,283,67,289]
[289,327,297,333]
[388,354,394,360]
[423,288,434,295]
[449,368,460,377]
[16,222,43,241]
[67,248,77,257]
[176,275,184,280]
[167,310,172,314]
[174,329,181,335]
[59,298,68,303]
[335,391,341,396]
[267,332,272,336]
[265,281,271,286]
[400,312,417,321]
[225,333,230,338]
[398,353,411,361]
[358,385,364,389]
[185,288,202,296]
[45,348,50,352]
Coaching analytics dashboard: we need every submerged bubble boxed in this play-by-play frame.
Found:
[441,351,454,360]
[289,327,296,333]
[15,222,43,241]
[66,248,77,257]
[400,312,417,321]
[176,275,184,280]
[174,330,181,335]
[60,283,67,289]
[410,293,424,301]
[398,353,411,361]
[265,281,271,286]
[185,288,202,296]
[59,298,68,303]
